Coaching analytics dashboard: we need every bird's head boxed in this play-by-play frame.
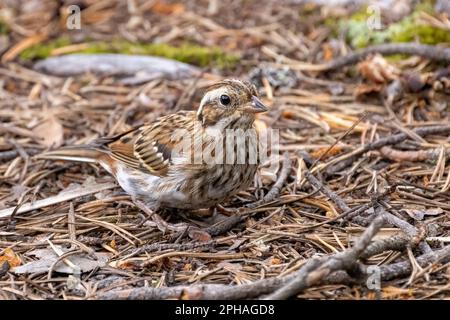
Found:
[197,79,268,129]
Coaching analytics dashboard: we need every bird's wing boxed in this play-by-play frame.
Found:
[106,111,197,177]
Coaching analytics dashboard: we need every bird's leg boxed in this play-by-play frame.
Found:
[215,204,240,216]
[132,199,190,234]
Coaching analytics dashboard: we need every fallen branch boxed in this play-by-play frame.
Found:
[298,43,450,72]
[34,54,200,84]
[379,245,449,281]
[360,234,410,259]
[96,234,450,300]
[304,171,431,253]
[264,215,385,299]
[379,146,449,162]
[123,241,216,259]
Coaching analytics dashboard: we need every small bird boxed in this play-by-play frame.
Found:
[39,79,268,213]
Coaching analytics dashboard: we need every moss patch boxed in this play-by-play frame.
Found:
[332,1,450,48]
[19,37,72,60]
[20,38,239,69]
[0,18,9,35]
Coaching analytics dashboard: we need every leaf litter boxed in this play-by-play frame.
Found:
[0,0,450,300]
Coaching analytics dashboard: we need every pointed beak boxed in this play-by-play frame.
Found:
[241,96,268,113]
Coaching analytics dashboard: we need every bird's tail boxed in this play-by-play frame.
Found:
[37,145,102,163]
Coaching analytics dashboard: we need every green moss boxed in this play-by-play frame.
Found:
[19,38,239,69]
[19,37,71,60]
[335,1,450,48]
[0,18,9,35]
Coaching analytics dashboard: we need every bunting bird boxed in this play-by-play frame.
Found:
[39,79,268,212]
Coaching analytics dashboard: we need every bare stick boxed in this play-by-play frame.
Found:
[317,43,450,72]
[0,182,116,219]
[305,171,350,212]
[305,170,431,255]
[247,152,291,208]
[324,124,450,173]
[97,241,450,300]
[264,215,384,299]
[361,234,410,259]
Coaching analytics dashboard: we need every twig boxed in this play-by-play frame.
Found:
[379,146,450,162]
[315,43,450,72]
[379,244,450,281]
[204,215,244,236]
[305,171,350,212]
[203,152,292,237]
[123,241,216,259]
[324,124,450,173]
[97,241,450,300]
[264,215,385,299]
[360,234,410,259]
[304,171,430,253]
[246,152,291,208]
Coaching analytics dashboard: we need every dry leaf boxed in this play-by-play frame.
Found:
[12,246,109,274]
[151,1,185,15]
[110,239,117,250]
[310,145,343,160]
[111,260,140,270]
[183,263,192,271]
[322,43,334,61]
[32,114,64,148]
[271,257,282,265]
[382,286,413,299]
[188,228,212,242]
[402,207,444,221]
[326,210,337,218]
[358,54,400,83]
[0,248,22,268]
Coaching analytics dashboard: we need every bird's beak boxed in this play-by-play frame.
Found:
[241,96,268,113]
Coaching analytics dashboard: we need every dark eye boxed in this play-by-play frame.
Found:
[220,94,231,106]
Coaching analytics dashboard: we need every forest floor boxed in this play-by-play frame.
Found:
[0,0,450,300]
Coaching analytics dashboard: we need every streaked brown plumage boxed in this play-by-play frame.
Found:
[39,79,268,211]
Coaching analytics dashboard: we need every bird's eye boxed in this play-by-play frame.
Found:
[220,94,231,106]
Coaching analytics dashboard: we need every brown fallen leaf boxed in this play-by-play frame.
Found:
[310,145,343,160]
[32,114,64,148]
[322,43,334,61]
[271,257,282,265]
[188,228,212,242]
[0,248,22,268]
[358,54,400,83]
[11,246,109,274]
[151,1,185,15]
[382,286,414,299]
[110,239,117,250]
[402,207,444,221]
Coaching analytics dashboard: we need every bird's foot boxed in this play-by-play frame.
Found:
[133,200,188,234]
[215,204,241,216]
